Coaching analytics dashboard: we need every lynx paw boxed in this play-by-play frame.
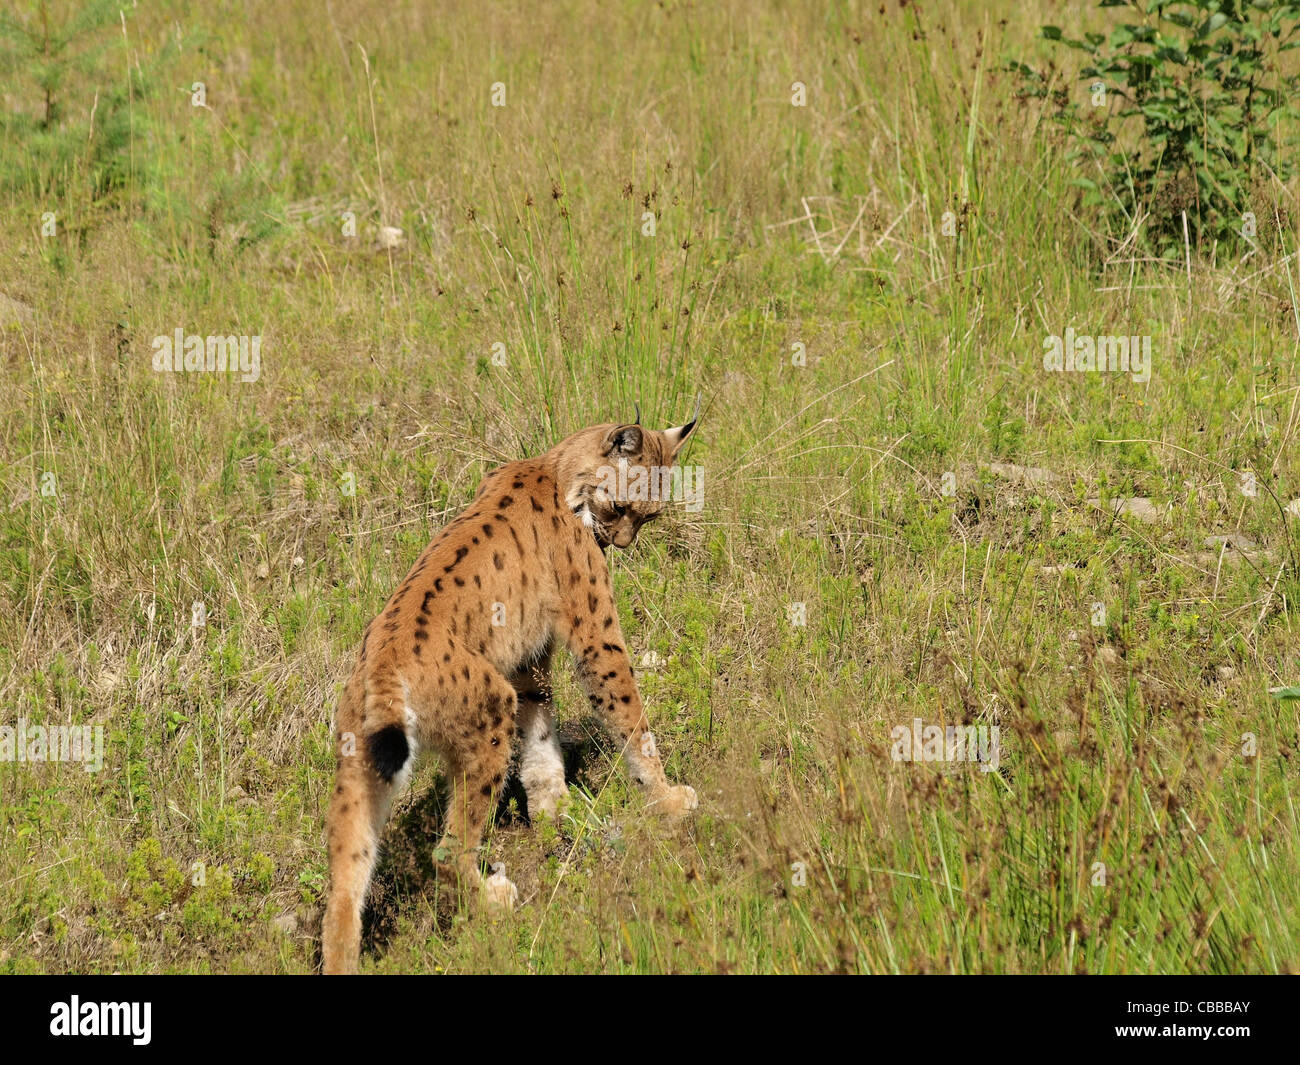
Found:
[482,868,519,912]
[526,786,570,823]
[653,783,699,817]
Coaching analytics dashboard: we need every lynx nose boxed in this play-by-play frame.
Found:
[613,525,636,548]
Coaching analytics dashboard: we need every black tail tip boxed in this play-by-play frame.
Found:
[368,725,410,781]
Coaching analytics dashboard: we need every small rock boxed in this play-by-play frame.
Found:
[1286,499,1300,520]
[272,913,298,935]
[1087,497,1166,524]
[1192,551,1258,568]
[1216,665,1236,682]
[986,462,1060,486]
[376,225,405,250]
[1097,646,1120,666]
[1204,533,1258,552]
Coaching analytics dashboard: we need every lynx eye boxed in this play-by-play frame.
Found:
[611,503,627,517]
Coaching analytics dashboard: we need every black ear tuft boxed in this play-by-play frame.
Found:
[662,394,701,457]
[602,424,643,456]
[679,392,701,440]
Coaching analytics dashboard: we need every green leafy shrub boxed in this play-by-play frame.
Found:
[1012,0,1300,258]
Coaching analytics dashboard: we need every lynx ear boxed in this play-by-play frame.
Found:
[602,424,643,456]
[662,394,700,458]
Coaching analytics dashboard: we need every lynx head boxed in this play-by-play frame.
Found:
[555,400,700,550]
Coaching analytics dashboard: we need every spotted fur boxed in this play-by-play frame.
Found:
[320,413,698,974]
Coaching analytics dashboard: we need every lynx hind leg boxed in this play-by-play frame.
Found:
[322,679,402,975]
[510,660,568,822]
[431,658,520,911]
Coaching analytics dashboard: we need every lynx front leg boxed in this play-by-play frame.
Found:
[509,656,568,821]
[558,579,697,816]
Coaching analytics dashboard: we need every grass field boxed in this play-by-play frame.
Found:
[3,0,1300,974]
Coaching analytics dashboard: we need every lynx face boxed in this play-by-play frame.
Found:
[321,405,699,974]
[559,421,695,549]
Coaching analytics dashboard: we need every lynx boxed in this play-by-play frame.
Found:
[321,408,699,973]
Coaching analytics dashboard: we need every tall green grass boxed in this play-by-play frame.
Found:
[0,0,1298,973]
